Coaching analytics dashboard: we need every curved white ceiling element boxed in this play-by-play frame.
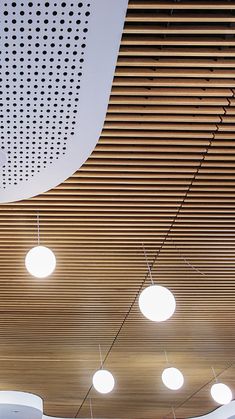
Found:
[0,391,86,419]
[1,390,235,419]
[0,0,128,203]
[0,391,43,419]
[189,400,235,419]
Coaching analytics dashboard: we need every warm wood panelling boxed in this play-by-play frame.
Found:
[0,1,235,419]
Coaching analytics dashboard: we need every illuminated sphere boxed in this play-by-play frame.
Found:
[162,367,184,390]
[92,369,115,394]
[138,285,176,322]
[210,383,232,405]
[25,245,56,278]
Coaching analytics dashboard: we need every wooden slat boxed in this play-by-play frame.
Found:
[126,12,235,23]
[128,1,235,10]
[117,57,235,68]
[123,24,235,34]
[121,35,235,46]
[119,46,235,57]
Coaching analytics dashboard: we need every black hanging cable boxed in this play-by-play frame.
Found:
[74,87,235,418]
[74,267,151,417]
[145,88,235,282]
[74,251,156,417]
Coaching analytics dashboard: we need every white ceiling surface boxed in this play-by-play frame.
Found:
[0,391,42,419]
[0,391,106,419]
[0,0,128,203]
[189,400,235,419]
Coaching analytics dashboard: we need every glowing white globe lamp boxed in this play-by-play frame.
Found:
[138,284,176,322]
[25,245,56,278]
[162,367,184,390]
[210,383,232,405]
[92,369,115,394]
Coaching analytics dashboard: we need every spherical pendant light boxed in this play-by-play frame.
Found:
[162,367,184,390]
[138,284,176,322]
[210,383,232,405]
[25,245,56,278]
[92,369,115,394]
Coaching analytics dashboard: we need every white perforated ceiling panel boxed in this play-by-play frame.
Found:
[0,0,128,203]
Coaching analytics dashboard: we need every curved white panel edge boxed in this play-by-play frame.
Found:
[0,391,107,419]
[0,0,128,203]
[0,391,42,410]
[0,391,43,419]
[189,400,235,419]
[1,391,235,419]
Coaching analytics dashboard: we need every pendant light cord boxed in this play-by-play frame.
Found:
[142,243,154,285]
[89,399,93,419]
[211,366,218,383]
[169,239,206,277]
[99,344,103,369]
[37,212,40,246]
[164,350,169,365]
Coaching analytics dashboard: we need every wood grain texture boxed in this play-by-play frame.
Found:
[1,1,235,419]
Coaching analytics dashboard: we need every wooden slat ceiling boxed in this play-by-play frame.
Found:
[1,1,235,418]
